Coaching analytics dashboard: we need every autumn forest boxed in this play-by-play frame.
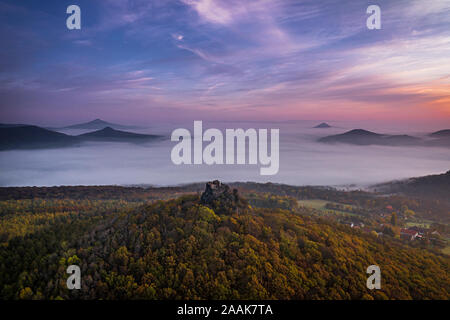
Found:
[0,179,449,300]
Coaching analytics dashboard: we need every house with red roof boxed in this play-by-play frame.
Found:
[400,228,419,241]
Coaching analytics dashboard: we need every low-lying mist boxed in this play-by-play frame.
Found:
[0,121,449,187]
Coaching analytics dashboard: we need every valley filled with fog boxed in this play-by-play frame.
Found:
[1,120,449,187]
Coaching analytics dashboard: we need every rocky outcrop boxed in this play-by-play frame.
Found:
[200,180,242,214]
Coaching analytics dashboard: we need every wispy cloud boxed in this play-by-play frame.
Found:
[0,0,449,124]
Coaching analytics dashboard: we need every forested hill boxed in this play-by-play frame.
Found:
[0,182,448,300]
[372,170,450,202]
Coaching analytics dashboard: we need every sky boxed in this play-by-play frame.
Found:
[0,0,449,127]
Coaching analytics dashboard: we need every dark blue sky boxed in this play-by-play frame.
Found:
[0,0,449,126]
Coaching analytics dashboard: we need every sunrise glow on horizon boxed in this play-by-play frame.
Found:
[0,0,449,126]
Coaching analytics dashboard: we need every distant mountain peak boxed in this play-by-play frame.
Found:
[318,129,423,146]
[430,129,450,137]
[62,119,137,130]
[314,122,332,128]
[90,118,107,123]
[345,129,380,136]
[90,126,118,134]
[0,125,79,150]
[99,126,114,131]
[78,127,162,142]
[85,119,112,125]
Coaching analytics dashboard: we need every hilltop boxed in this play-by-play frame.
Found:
[61,118,138,130]
[0,125,79,150]
[78,127,162,142]
[313,122,332,128]
[372,170,450,203]
[430,129,450,137]
[0,125,163,150]
[319,129,421,146]
[427,129,450,147]
[0,123,30,128]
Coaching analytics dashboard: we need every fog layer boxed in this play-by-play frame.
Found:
[0,121,449,187]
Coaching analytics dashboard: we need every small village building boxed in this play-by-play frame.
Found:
[400,228,419,241]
